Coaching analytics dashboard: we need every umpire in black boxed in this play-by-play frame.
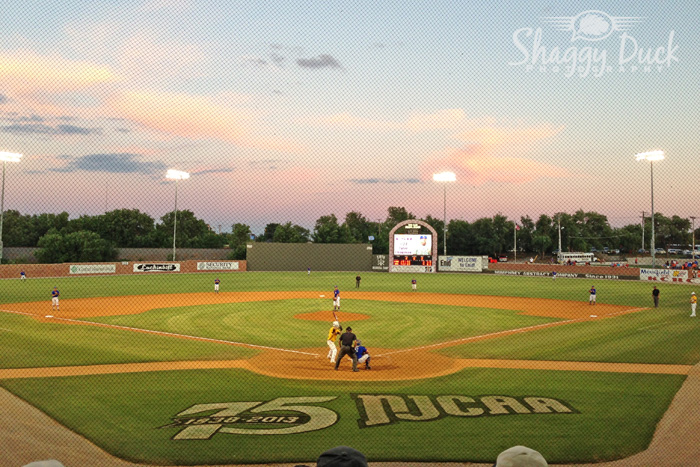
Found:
[335,326,359,372]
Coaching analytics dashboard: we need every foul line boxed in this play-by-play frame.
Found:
[376,306,647,357]
[0,308,319,357]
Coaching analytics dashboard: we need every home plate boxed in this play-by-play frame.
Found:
[45,315,53,318]
[590,315,598,318]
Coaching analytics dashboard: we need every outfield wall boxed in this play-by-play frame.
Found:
[246,243,373,271]
[0,260,247,279]
[2,247,231,263]
[487,262,639,280]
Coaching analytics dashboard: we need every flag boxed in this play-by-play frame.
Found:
[515,224,521,231]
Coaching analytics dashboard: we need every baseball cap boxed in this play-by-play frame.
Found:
[317,446,367,467]
[493,446,547,467]
[346,326,352,331]
[355,340,362,345]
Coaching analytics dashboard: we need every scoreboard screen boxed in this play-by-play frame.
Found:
[393,255,433,266]
[393,234,432,256]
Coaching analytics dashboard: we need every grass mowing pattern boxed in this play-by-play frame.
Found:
[440,307,700,364]
[86,299,559,349]
[0,368,684,464]
[0,312,257,369]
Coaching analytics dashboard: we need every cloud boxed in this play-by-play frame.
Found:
[349,178,421,184]
[0,50,117,96]
[420,124,569,185]
[49,153,166,175]
[303,108,473,132]
[1,123,101,135]
[0,94,8,104]
[192,167,234,176]
[296,54,343,69]
[107,90,304,152]
[241,56,268,67]
[453,124,563,149]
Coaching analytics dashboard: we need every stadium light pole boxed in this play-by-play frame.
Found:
[691,216,697,259]
[636,150,664,268]
[0,151,23,266]
[433,171,456,256]
[166,169,190,261]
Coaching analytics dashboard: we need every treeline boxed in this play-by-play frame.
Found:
[1,207,698,263]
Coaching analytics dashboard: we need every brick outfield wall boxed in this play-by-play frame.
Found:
[487,262,639,278]
[0,260,247,280]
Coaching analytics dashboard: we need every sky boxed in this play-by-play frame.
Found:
[0,0,698,234]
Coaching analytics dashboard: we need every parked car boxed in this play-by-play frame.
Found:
[608,248,620,255]
[498,255,508,262]
[655,248,667,255]
[638,249,649,254]
[590,247,598,253]
[667,248,681,255]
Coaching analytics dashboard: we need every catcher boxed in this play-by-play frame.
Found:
[326,321,342,364]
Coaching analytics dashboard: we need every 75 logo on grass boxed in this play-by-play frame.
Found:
[162,397,339,439]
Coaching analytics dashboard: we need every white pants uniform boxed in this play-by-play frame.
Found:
[692,303,697,317]
[214,284,219,292]
[357,354,370,364]
[590,294,596,303]
[333,297,340,308]
[327,340,338,362]
[412,284,417,290]
[52,297,59,308]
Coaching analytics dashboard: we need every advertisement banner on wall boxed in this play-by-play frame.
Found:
[639,268,690,282]
[196,261,239,271]
[438,256,482,272]
[391,265,434,273]
[133,263,181,272]
[69,264,116,275]
[372,255,389,271]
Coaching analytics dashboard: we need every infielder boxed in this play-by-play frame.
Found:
[691,292,697,317]
[333,286,341,311]
[214,278,220,293]
[51,287,60,312]
[326,321,342,363]
[20,271,26,280]
[589,285,597,305]
[411,278,417,291]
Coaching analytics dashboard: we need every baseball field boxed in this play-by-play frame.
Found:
[1,271,699,465]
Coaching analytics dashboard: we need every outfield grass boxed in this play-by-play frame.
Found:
[0,367,684,464]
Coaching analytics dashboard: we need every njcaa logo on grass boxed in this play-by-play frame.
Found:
[163,394,575,439]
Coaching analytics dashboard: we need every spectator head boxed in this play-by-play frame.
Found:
[317,446,368,467]
[493,446,547,467]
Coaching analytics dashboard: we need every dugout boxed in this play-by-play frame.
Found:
[246,243,373,271]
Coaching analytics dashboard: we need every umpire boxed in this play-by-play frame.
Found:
[335,326,359,372]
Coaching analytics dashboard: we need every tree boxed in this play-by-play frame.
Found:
[386,206,415,227]
[313,214,350,243]
[262,223,280,242]
[35,230,117,263]
[0,210,35,247]
[344,211,371,243]
[154,209,211,248]
[446,219,472,255]
[532,234,552,257]
[273,222,310,243]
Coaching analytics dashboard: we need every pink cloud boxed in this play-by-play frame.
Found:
[0,50,117,96]
[107,90,304,152]
[303,108,478,132]
[421,124,569,185]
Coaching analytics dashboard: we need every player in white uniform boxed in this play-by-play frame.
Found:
[51,287,60,311]
[333,286,340,311]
